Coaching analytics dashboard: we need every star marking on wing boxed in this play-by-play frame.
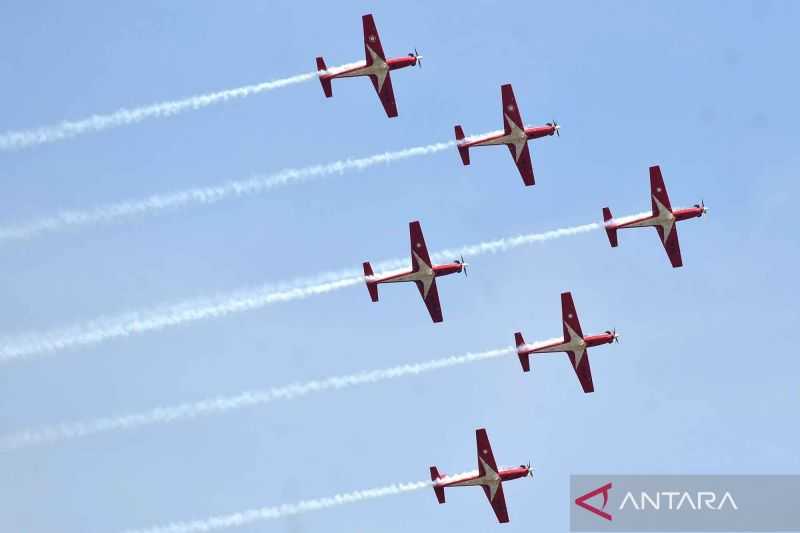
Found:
[563,322,587,367]
[652,196,676,241]
[478,457,501,500]
[412,251,435,297]
[366,46,389,91]
[369,34,376,42]
[504,113,528,161]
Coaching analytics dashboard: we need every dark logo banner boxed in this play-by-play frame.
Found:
[570,475,800,532]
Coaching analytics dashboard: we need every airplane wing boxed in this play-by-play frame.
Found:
[507,142,535,186]
[500,84,524,135]
[649,165,673,214]
[482,483,510,523]
[476,429,509,523]
[362,14,386,66]
[415,277,443,323]
[657,223,684,268]
[567,350,595,393]
[562,292,594,393]
[649,166,683,267]
[561,292,584,339]
[409,221,432,271]
[362,15,398,117]
[368,71,398,118]
[476,428,499,475]
[410,221,441,322]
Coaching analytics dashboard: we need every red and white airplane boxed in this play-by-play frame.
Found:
[316,14,421,118]
[454,84,559,186]
[430,428,532,524]
[603,165,707,268]
[515,292,618,394]
[363,221,466,323]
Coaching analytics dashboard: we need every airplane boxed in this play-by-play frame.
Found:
[430,428,532,524]
[515,292,618,393]
[602,165,707,268]
[316,14,421,118]
[363,221,466,323]
[454,84,559,186]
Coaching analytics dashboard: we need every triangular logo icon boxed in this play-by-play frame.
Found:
[575,482,613,521]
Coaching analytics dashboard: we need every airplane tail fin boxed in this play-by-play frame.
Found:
[515,332,531,372]
[430,466,446,504]
[363,262,379,302]
[602,207,618,247]
[316,57,333,98]
[454,125,470,165]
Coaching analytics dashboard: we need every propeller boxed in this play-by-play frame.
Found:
[454,255,468,277]
[408,48,422,68]
[606,329,620,343]
[527,461,534,477]
[694,199,708,215]
[546,119,560,136]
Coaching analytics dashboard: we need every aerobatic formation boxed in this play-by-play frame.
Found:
[346,10,704,524]
[1,11,711,531]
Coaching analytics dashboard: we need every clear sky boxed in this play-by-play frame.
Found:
[0,1,798,532]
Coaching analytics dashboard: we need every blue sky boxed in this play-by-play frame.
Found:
[0,1,798,532]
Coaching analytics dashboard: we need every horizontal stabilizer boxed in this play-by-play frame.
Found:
[454,125,470,165]
[430,466,446,503]
[515,332,530,372]
[363,262,379,302]
[602,207,618,247]
[315,57,333,97]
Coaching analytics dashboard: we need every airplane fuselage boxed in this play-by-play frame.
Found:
[608,205,705,239]
[371,261,463,286]
[435,465,530,490]
[323,55,417,81]
[519,331,614,357]
[461,125,557,149]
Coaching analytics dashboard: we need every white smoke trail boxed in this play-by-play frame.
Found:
[0,221,600,363]
[0,347,513,450]
[0,64,361,152]
[0,139,455,243]
[120,472,476,533]
[120,479,430,533]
